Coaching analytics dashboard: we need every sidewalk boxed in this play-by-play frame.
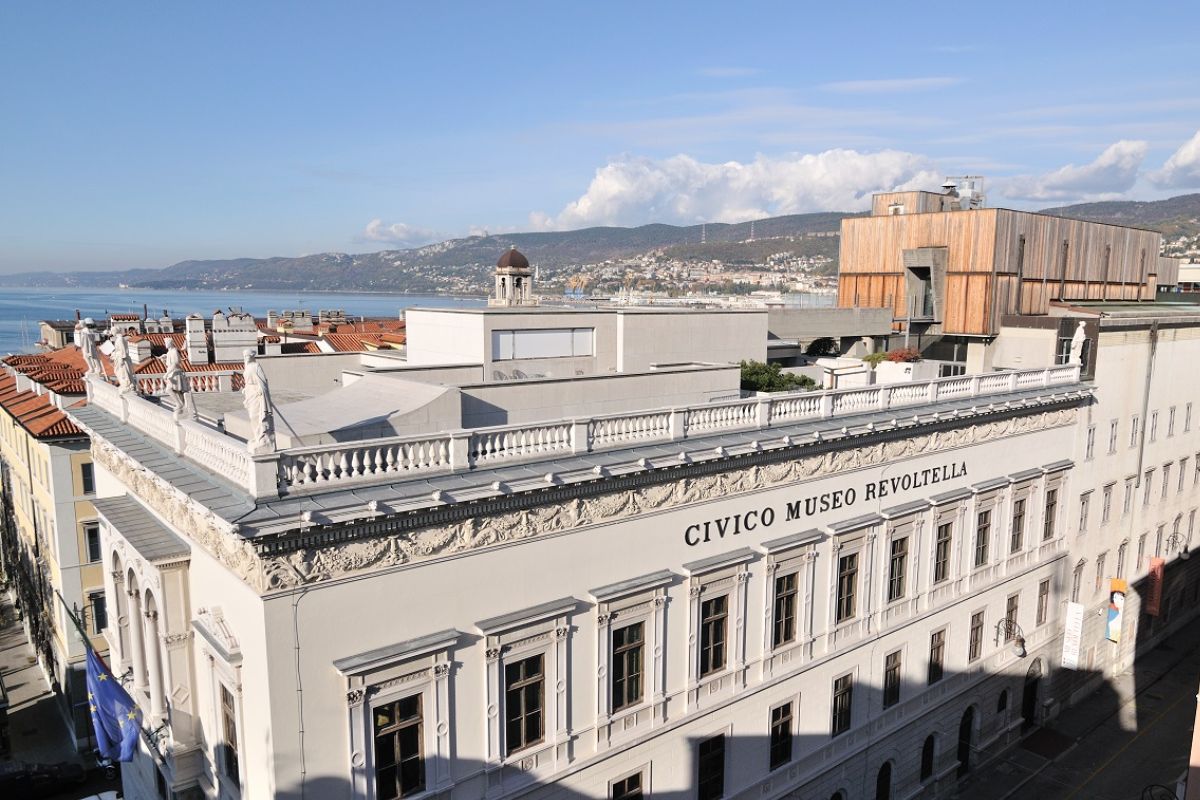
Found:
[0,589,83,765]
[953,612,1200,800]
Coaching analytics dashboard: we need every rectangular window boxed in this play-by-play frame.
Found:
[1150,411,1159,443]
[1010,499,1026,553]
[699,596,728,678]
[1071,564,1083,603]
[611,622,644,712]
[1077,493,1090,536]
[769,702,794,770]
[697,734,725,800]
[1043,489,1058,540]
[80,462,95,494]
[611,773,644,800]
[491,327,595,360]
[836,553,858,622]
[89,592,107,635]
[887,537,908,602]
[1138,534,1147,571]
[1124,478,1136,515]
[1102,484,1113,524]
[220,685,240,787]
[772,572,798,648]
[1037,579,1050,626]
[1095,553,1107,595]
[1163,464,1173,499]
[882,651,901,708]
[934,523,952,583]
[1195,455,1200,487]
[1156,524,1165,557]
[85,523,102,564]
[374,694,424,799]
[928,630,946,685]
[1187,403,1193,433]
[831,674,853,736]
[1117,544,1127,579]
[1169,407,1177,437]
[1108,420,1119,454]
[1144,470,1155,507]
[968,611,984,662]
[1004,594,1019,640]
[1130,415,1140,448]
[504,654,544,755]
[1181,458,1189,494]
[1085,425,1096,460]
[974,510,991,567]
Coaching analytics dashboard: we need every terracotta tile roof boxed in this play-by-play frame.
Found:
[0,372,84,439]
[279,342,322,355]
[109,313,141,321]
[134,356,244,374]
[319,333,404,352]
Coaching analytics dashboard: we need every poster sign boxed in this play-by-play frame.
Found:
[1146,557,1165,616]
[1106,578,1127,643]
[1062,601,1085,669]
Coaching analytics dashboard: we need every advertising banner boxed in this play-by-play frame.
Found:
[1106,578,1127,643]
[1146,557,1165,616]
[1062,601,1085,669]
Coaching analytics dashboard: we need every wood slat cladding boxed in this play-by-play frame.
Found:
[838,208,1163,335]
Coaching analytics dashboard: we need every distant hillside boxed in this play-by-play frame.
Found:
[1039,194,1200,237]
[0,211,859,292]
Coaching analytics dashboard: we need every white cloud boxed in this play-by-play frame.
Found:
[1151,129,1200,188]
[820,77,963,93]
[530,149,942,230]
[362,219,443,247]
[997,140,1148,202]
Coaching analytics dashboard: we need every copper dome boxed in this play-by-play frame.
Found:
[496,247,530,271]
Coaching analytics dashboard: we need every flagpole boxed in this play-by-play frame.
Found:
[52,587,113,672]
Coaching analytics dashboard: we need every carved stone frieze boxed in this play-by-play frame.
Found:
[100,406,1078,593]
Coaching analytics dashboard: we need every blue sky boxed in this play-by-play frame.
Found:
[2,1,1199,272]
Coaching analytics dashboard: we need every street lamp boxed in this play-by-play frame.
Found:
[1165,532,1190,560]
[995,619,1027,658]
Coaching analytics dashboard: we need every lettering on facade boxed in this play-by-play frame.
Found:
[684,460,968,547]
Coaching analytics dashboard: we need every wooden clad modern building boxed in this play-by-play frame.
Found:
[839,190,1169,336]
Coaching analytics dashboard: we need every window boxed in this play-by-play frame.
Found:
[928,630,946,684]
[1124,478,1135,515]
[1095,553,1107,595]
[1004,594,1019,640]
[1138,534,1147,571]
[89,591,107,635]
[1102,484,1113,524]
[1071,562,1084,602]
[772,573,798,648]
[974,510,991,567]
[1085,425,1096,460]
[611,622,644,712]
[84,523,101,564]
[1169,407,1177,437]
[1163,464,1173,499]
[934,523,952,583]
[220,685,240,787]
[697,734,725,800]
[374,694,424,799]
[835,553,858,623]
[1037,579,1050,625]
[1156,525,1165,557]
[1130,415,1140,448]
[1150,411,1159,443]
[876,762,892,800]
[769,702,794,770]
[968,612,984,662]
[998,690,1009,712]
[1187,403,1193,433]
[831,674,853,736]
[492,327,594,360]
[1144,469,1155,507]
[1117,542,1128,579]
[887,537,908,602]
[1043,489,1058,540]
[80,462,95,494]
[1077,493,1090,536]
[1010,499,1026,553]
[504,654,544,755]
[1108,420,1119,454]
[883,651,902,708]
[920,735,936,781]
[1181,458,1189,494]
[699,596,728,677]
[611,772,644,800]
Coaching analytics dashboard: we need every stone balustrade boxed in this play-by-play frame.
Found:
[88,365,1083,501]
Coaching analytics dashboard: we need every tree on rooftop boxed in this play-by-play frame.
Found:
[740,360,816,393]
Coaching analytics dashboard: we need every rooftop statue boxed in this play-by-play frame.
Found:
[78,318,103,376]
[242,349,276,454]
[164,339,190,419]
[111,332,136,394]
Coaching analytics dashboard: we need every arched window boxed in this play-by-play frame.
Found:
[997,689,1009,713]
[957,707,976,777]
[876,761,892,800]
[830,793,845,800]
[921,734,936,780]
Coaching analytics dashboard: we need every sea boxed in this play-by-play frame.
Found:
[0,287,488,355]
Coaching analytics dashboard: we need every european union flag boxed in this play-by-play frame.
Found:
[86,648,142,761]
